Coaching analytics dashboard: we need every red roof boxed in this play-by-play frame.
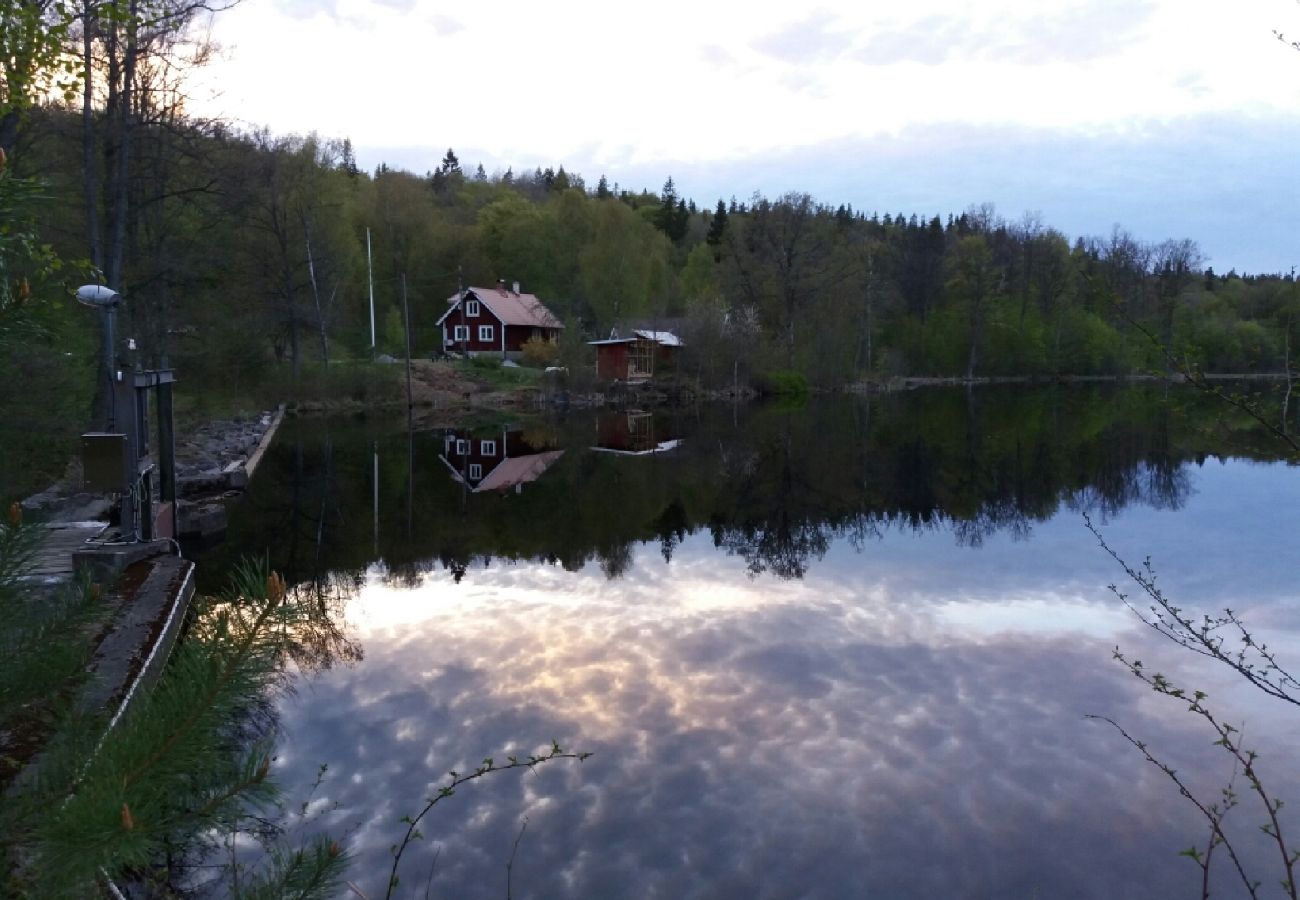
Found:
[438,286,564,329]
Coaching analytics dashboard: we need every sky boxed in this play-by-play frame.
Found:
[192,0,1300,273]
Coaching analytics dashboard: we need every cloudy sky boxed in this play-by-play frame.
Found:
[194,0,1300,272]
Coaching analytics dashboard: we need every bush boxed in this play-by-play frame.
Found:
[520,336,559,368]
[756,369,810,398]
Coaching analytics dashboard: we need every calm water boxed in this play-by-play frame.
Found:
[200,385,1300,899]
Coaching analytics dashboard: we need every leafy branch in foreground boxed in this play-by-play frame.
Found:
[1088,516,1300,897]
[1085,512,1300,708]
[384,741,592,900]
[1088,712,1253,899]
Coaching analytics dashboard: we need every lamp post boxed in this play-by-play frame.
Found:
[76,284,123,430]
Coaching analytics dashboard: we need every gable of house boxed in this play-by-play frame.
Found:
[437,286,564,331]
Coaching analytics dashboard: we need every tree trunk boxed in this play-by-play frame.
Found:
[304,223,329,364]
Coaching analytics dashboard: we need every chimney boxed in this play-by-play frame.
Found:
[497,278,507,295]
[512,280,520,295]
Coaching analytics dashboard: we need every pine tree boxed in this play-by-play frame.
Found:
[3,557,348,897]
[596,175,611,199]
[706,199,728,250]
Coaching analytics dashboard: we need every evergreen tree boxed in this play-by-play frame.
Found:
[706,199,729,252]
[596,175,611,199]
[339,138,359,178]
[655,177,689,243]
[474,163,487,181]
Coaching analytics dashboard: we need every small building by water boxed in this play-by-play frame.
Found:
[588,326,684,381]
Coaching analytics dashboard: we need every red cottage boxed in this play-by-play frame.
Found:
[437,281,564,360]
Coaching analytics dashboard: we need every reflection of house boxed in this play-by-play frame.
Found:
[588,326,683,381]
[437,281,564,360]
[438,427,564,492]
[590,411,682,456]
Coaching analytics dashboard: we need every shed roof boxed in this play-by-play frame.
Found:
[587,328,684,347]
[438,286,564,329]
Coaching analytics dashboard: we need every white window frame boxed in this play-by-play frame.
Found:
[478,324,494,342]
[468,463,482,480]
[453,324,469,342]
[465,300,480,317]
[480,439,496,456]
[455,439,469,455]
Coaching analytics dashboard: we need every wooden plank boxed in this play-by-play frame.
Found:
[18,522,108,583]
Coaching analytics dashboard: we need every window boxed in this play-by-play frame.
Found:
[465,300,480,317]
[480,439,496,456]
[453,325,468,342]
[455,439,469,455]
[478,325,494,342]
[468,464,482,480]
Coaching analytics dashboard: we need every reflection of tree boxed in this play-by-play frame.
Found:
[718,514,830,580]
[654,499,689,564]
[203,386,1258,589]
[598,542,633,579]
[284,574,363,673]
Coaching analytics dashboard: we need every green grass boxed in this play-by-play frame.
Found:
[454,358,544,390]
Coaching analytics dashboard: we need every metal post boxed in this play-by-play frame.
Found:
[367,227,376,357]
[402,273,413,410]
[103,305,118,430]
[157,378,177,538]
[114,375,138,540]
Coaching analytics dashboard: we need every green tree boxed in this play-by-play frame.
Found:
[945,234,1002,379]
[0,0,77,154]
[579,198,669,327]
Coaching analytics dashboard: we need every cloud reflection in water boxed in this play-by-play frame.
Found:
[270,483,1300,900]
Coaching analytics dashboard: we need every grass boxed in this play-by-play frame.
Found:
[454,357,544,391]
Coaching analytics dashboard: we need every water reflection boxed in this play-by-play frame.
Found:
[272,515,1300,899]
[192,386,1300,898]
[438,426,565,494]
[200,385,1247,594]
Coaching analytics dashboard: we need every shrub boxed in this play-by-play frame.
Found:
[756,369,810,398]
[520,335,560,368]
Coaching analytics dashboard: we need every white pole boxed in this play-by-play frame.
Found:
[367,227,376,354]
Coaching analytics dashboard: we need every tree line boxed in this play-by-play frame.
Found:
[3,0,1298,406]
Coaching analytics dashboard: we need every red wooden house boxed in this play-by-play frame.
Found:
[437,281,564,360]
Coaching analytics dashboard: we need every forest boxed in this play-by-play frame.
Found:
[3,1,1299,500]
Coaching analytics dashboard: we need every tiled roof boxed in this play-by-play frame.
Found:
[439,286,564,329]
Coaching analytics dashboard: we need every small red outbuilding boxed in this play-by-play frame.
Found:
[588,329,683,381]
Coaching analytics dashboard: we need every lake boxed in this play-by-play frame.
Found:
[198,384,1300,899]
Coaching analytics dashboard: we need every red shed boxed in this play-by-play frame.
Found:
[588,328,683,381]
[437,282,564,360]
